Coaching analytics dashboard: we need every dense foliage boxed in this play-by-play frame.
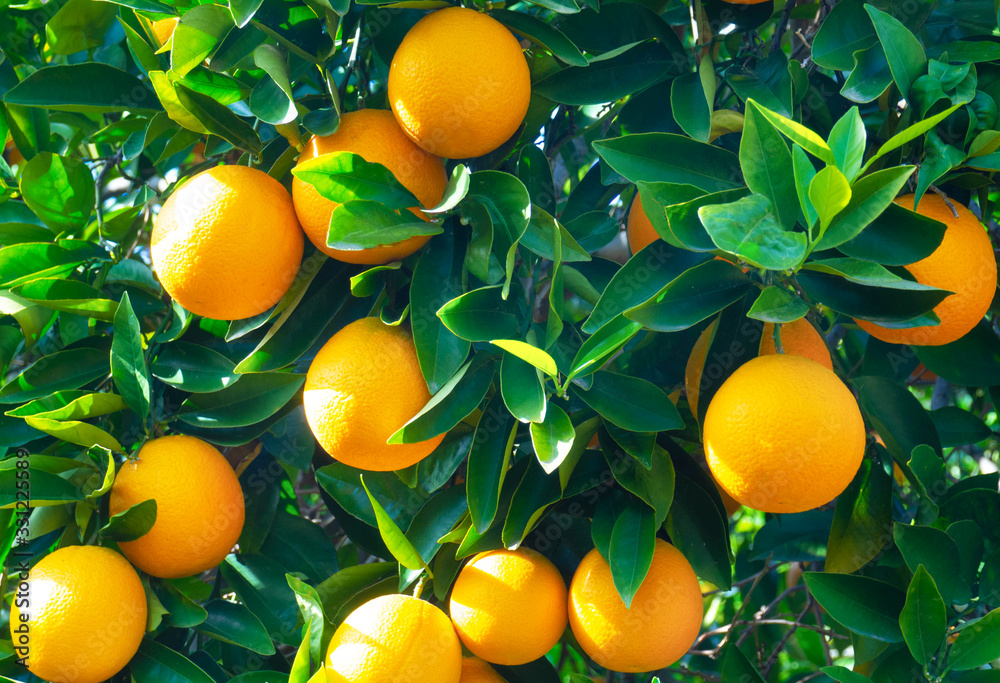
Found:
[1,0,1000,681]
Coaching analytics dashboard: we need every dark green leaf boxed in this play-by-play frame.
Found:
[328,200,441,251]
[864,5,927,98]
[671,72,711,143]
[500,352,546,423]
[900,565,947,665]
[700,195,807,270]
[361,475,430,573]
[178,373,304,428]
[815,166,916,250]
[4,63,159,113]
[722,645,766,683]
[894,523,970,604]
[839,202,945,266]
[740,105,798,231]
[663,469,732,589]
[826,455,892,575]
[929,407,992,448]
[948,608,1000,670]
[916,322,1000,386]
[747,285,810,323]
[593,133,742,193]
[152,341,239,393]
[467,391,516,533]
[99,499,157,543]
[576,371,681,432]
[803,572,905,642]
[173,82,262,155]
[111,292,151,421]
[490,9,587,67]
[0,345,109,404]
[19,154,96,232]
[292,152,420,210]
[130,641,217,683]
[608,501,656,608]
[198,600,275,655]
[437,286,519,342]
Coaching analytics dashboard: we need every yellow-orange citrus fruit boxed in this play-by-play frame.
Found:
[568,540,703,673]
[704,354,865,513]
[110,435,245,578]
[150,16,178,46]
[460,657,507,682]
[685,317,832,417]
[449,548,568,665]
[325,594,462,683]
[626,194,659,254]
[152,165,304,320]
[10,546,147,683]
[304,317,443,471]
[711,471,743,516]
[291,109,448,265]
[388,7,531,159]
[855,194,997,346]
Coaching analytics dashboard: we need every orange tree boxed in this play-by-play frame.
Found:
[1,0,1000,681]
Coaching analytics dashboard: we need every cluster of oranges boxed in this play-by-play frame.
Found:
[326,541,703,681]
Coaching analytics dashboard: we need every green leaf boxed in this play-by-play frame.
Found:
[894,523,970,604]
[424,165,471,215]
[198,599,275,655]
[411,229,470,393]
[839,202,945,266]
[864,5,927,98]
[467,391,516,533]
[575,372,681,433]
[23,415,123,452]
[828,107,867,182]
[659,187,748,252]
[821,665,874,683]
[437,286,519,343]
[671,72,711,143]
[811,0,878,70]
[249,44,297,125]
[500,352,546,423]
[593,133,742,193]
[726,52,793,117]
[826,455,892,575]
[608,501,656,608]
[856,375,942,463]
[130,641,217,683]
[12,278,118,321]
[914,131,966,207]
[663,465,731,588]
[568,315,643,380]
[722,645,766,683]
[792,145,819,229]
[740,105,799,231]
[19,153,96,232]
[99,499,157,543]
[328,200,441,251]
[7,391,126,421]
[178,373,304,428]
[624,259,753,331]
[948,608,1000,671]
[900,565,947,665]
[3,63,160,113]
[388,356,494,445]
[815,166,917,250]
[929,406,992,448]
[171,4,234,77]
[111,292,151,421]
[0,345,110,405]
[46,0,118,54]
[809,166,852,233]
[842,45,893,104]
[221,554,300,641]
[530,404,575,474]
[152,341,239,393]
[489,9,588,67]
[361,475,431,574]
[173,81,262,155]
[748,100,836,166]
[860,103,963,175]
[747,286,809,323]
[604,441,675,527]
[490,339,558,378]
[400,486,468,590]
[802,572,905,642]
[292,152,420,211]
[501,457,562,550]
[916,322,1000,386]
[699,194,808,270]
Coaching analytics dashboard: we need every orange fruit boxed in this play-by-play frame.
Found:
[152,165,304,320]
[150,16,178,46]
[704,354,865,513]
[855,194,997,346]
[711,471,742,516]
[568,539,703,673]
[10,546,147,683]
[685,317,832,417]
[325,594,462,683]
[304,317,444,471]
[626,194,659,254]
[388,7,531,159]
[291,109,448,265]
[110,434,245,578]
[460,657,507,682]
[449,548,568,665]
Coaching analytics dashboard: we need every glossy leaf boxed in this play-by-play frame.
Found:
[900,565,947,665]
[608,501,655,608]
[530,404,575,474]
[593,133,742,192]
[699,194,808,270]
[803,573,905,642]
[575,372,682,433]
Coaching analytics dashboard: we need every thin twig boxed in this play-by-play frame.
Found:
[771,0,797,53]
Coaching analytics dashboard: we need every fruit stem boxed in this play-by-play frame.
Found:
[413,574,428,599]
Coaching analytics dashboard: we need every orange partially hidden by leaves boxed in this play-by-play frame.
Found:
[110,435,246,578]
[855,194,997,346]
[568,539,703,673]
[325,594,462,683]
[10,546,147,683]
[151,165,304,320]
[388,7,531,159]
[292,109,448,265]
[459,658,507,682]
[304,317,444,471]
[449,548,568,666]
[704,354,865,513]
[150,16,178,46]
[626,193,659,254]
[685,317,832,417]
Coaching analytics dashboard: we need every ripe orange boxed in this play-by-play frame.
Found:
[855,194,997,346]
[460,657,507,682]
[685,317,832,417]
[388,7,531,159]
[150,16,178,46]
[325,594,462,683]
[110,434,245,578]
[711,470,743,516]
[291,109,448,265]
[704,354,865,513]
[626,194,659,254]
[10,546,147,683]
[449,548,568,665]
[568,539,703,673]
[152,165,304,320]
[304,317,444,471]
